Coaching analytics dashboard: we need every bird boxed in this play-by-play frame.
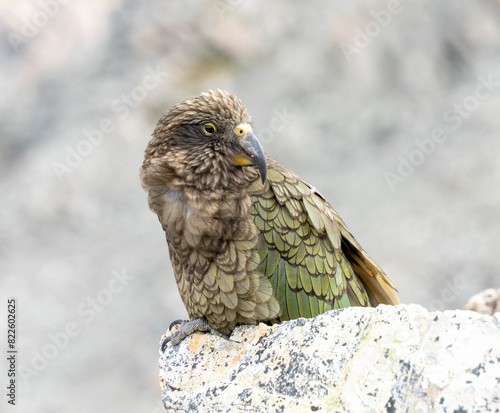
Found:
[140,89,399,347]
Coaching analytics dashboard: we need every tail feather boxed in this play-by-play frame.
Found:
[342,238,400,306]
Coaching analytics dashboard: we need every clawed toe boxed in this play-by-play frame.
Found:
[169,319,187,330]
[161,330,179,351]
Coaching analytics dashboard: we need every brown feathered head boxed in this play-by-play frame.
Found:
[143,89,267,191]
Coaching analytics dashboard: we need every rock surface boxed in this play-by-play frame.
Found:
[159,304,500,412]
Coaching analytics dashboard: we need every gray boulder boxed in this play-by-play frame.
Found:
[465,288,500,316]
[159,304,500,412]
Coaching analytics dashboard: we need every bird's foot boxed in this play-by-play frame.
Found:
[161,318,230,350]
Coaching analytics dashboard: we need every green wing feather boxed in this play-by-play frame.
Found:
[248,157,399,322]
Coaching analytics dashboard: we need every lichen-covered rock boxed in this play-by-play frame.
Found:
[159,304,500,412]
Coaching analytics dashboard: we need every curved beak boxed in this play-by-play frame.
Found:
[237,131,267,184]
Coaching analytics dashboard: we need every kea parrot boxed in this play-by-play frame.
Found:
[140,89,399,347]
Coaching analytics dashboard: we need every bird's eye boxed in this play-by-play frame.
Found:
[203,123,217,136]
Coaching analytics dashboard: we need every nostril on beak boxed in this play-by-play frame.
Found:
[235,124,253,139]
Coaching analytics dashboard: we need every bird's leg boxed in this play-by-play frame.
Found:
[161,318,230,350]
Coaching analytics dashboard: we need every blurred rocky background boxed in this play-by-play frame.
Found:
[1,0,500,411]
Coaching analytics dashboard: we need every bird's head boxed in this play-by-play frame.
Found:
[144,89,267,190]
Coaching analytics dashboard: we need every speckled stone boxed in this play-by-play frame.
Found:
[465,288,500,316]
[159,304,500,412]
